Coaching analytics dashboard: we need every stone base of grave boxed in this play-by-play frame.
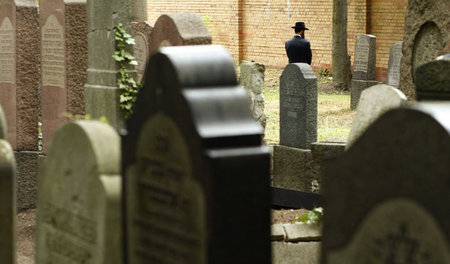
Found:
[15,151,45,211]
[350,80,379,109]
[272,142,346,193]
[271,223,321,264]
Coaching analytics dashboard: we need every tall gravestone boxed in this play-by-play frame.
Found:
[84,0,133,129]
[280,63,317,149]
[322,103,450,263]
[239,60,266,130]
[350,34,378,110]
[415,54,450,101]
[36,121,121,264]
[0,0,39,150]
[130,0,146,22]
[347,84,407,147]
[148,13,211,54]
[386,41,403,88]
[398,0,450,99]
[122,45,271,264]
[0,104,16,264]
[40,0,88,152]
[131,21,153,83]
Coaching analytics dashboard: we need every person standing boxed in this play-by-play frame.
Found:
[285,22,312,65]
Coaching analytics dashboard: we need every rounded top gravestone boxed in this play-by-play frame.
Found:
[149,13,211,55]
[36,120,121,264]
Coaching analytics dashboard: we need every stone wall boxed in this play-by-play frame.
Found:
[147,0,407,81]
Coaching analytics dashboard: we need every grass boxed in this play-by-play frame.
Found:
[262,69,355,145]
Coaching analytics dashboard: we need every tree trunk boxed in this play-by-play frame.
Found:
[130,0,147,22]
[332,0,351,90]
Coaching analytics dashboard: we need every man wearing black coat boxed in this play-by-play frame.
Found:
[285,22,312,65]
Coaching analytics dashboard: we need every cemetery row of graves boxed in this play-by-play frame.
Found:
[0,0,449,263]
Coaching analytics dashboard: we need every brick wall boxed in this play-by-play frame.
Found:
[147,0,407,81]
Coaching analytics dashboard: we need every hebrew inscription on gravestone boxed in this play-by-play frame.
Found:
[41,15,65,88]
[0,17,15,84]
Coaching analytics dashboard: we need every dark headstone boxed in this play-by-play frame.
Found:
[36,121,121,264]
[40,0,87,152]
[131,21,153,82]
[399,0,450,99]
[349,79,378,110]
[148,13,211,54]
[122,45,271,264]
[352,34,376,81]
[322,102,450,263]
[386,41,403,87]
[0,0,39,150]
[415,54,450,100]
[280,63,317,149]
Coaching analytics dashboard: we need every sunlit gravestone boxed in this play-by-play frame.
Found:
[0,105,16,264]
[122,45,271,264]
[36,121,121,264]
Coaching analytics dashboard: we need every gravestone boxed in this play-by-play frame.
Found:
[386,41,403,87]
[398,0,450,99]
[36,120,121,264]
[148,13,211,54]
[40,0,87,152]
[239,60,266,130]
[415,54,450,100]
[122,45,271,264]
[0,0,39,150]
[131,21,153,82]
[130,0,146,22]
[350,34,377,110]
[84,0,133,129]
[347,84,407,147]
[280,63,317,149]
[322,103,450,263]
[0,104,16,264]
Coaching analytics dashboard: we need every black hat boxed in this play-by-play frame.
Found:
[291,22,309,30]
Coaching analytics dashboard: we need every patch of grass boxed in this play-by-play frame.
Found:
[262,88,355,144]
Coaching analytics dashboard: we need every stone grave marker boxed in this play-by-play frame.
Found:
[350,34,377,110]
[415,54,450,101]
[148,13,211,54]
[84,0,133,129]
[0,0,39,150]
[399,0,450,98]
[122,45,271,264]
[239,60,266,130]
[131,21,153,82]
[322,103,450,263]
[130,0,146,22]
[280,63,317,149]
[347,84,407,148]
[386,41,403,87]
[0,104,16,264]
[36,120,121,264]
[40,0,87,152]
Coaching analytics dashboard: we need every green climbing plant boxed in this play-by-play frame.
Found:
[113,23,140,119]
[292,207,323,224]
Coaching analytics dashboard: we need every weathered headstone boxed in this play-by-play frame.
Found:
[148,13,211,54]
[131,21,153,82]
[40,0,88,152]
[350,34,377,110]
[239,60,266,129]
[84,0,133,129]
[322,103,450,263]
[347,84,407,147]
[130,0,146,22]
[386,41,403,87]
[280,63,317,149]
[122,45,271,263]
[36,120,121,264]
[398,0,450,99]
[0,0,39,150]
[415,54,450,100]
[0,104,16,264]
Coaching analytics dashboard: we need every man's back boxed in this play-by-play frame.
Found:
[285,35,312,64]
